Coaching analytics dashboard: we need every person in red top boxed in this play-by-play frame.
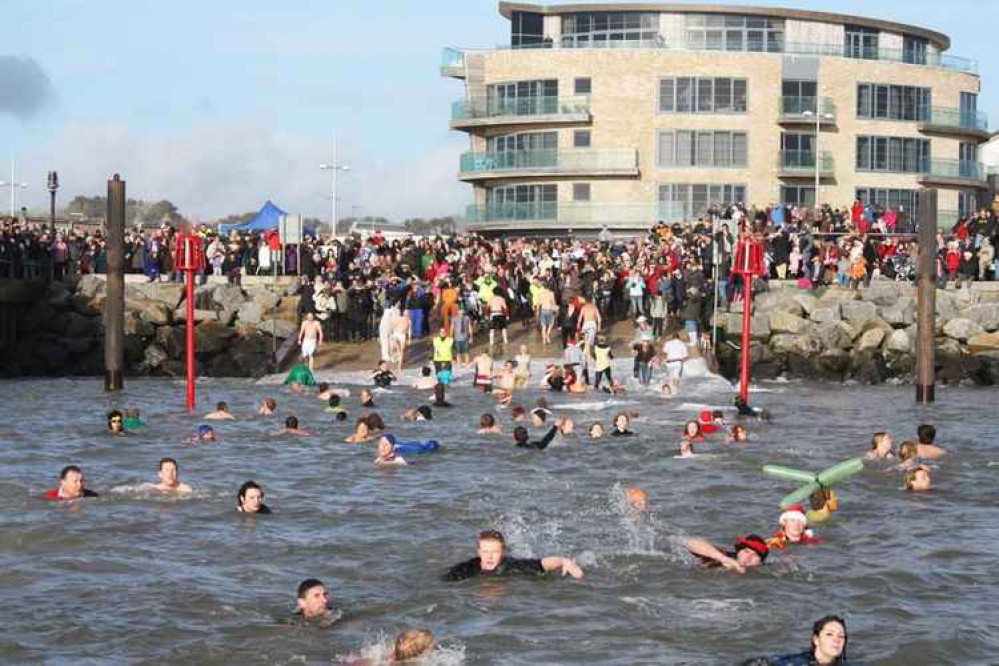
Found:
[44,465,99,501]
[766,504,823,550]
[697,409,723,435]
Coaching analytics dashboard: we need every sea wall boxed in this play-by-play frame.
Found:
[714,281,999,385]
[1,274,302,378]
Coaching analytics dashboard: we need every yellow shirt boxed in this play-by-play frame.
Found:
[432,335,454,363]
[807,490,839,524]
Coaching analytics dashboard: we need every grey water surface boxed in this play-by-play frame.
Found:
[0,375,996,665]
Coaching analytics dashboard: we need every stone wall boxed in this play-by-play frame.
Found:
[1,275,302,378]
[714,281,999,385]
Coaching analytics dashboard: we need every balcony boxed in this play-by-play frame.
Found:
[777,150,835,178]
[779,97,836,126]
[458,149,639,181]
[918,107,990,141]
[440,47,465,78]
[918,159,988,189]
[450,96,591,130]
[466,201,684,233]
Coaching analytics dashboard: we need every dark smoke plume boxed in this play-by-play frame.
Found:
[0,56,53,120]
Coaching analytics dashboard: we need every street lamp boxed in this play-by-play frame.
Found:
[47,171,59,234]
[802,103,835,213]
[319,137,350,240]
[0,158,28,218]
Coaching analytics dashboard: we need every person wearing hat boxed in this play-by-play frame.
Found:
[766,504,823,550]
[592,335,614,391]
[685,534,770,574]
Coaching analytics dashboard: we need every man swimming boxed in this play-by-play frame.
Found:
[916,424,948,459]
[44,465,99,501]
[471,350,494,391]
[276,416,311,437]
[258,397,277,416]
[685,534,770,573]
[204,401,236,420]
[374,437,407,467]
[443,530,583,581]
[295,578,333,620]
[151,457,193,493]
[107,409,125,436]
[236,480,271,514]
[905,465,933,492]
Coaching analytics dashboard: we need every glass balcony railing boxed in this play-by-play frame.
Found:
[440,47,465,74]
[780,96,836,120]
[465,37,978,74]
[921,107,989,132]
[459,149,637,176]
[451,95,590,122]
[466,202,685,226]
[919,158,986,181]
[778,150,834,172]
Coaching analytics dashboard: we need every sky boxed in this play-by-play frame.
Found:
[1,0,995,223]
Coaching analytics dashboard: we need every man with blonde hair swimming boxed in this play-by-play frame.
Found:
[443,530,583,580]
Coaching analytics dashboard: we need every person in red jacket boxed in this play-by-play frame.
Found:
[44,465,99,501]
[766,504,823,550]
[698,409,724,435]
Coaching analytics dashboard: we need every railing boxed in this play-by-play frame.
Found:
[459,149,638,176]
[778,150,834,172]
[456,37,978,74]
[466,201,685,226]
[922,107,989,131]
[440,47,465,74]
[0,258,53,281]
[780,96,836,119]
[919,158,986,181]
[451,95,590,122]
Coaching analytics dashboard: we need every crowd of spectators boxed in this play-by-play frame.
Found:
[3,200,998,347]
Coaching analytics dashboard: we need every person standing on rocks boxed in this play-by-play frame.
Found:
[298,312,323,373]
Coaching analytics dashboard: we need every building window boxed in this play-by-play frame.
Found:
[780,133,815,167]
[573,183,591,201]
[960,92,978,126]
[845,25,879,60]
[573,130,591,149]
[856,84,931,121]
[780,186,815,208]
[855,188,920,215]
[487,184,557,220]
[958,191,978,217]
[855,136,930,173]
[782,80,817,114]
[657,130,747,168]
[511,11,544,48]
[488,80,558,111]
[659,182,746,219]
[488,131,558,153]
[574,77,592,95]
[684,14,783,52]
[903,36,928,65]
[561,12,659,47]
[659,77,747,114]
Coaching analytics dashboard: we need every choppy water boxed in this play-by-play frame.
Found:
[1,364,996,665]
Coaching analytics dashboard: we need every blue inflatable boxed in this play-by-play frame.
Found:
[385,434,440,454]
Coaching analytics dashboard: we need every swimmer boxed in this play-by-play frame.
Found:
[107,409,125,436]
[675,438,696,458]
[393,629,434,661]
[471,350,494,391]
[610,412,635,437]
[493,388,512,409]
[360,388,376,408]
[511,405,527,422]
[194,424,216,443]
[151,457,192,493]
[807,487,838,524]
[345,419,373,443]
[433,382,452,408]
[44,465,99,501]
[443,529,583,581]
[916,424,948,459]
[625,487,649,512]
[531,407,550,427]
[277,416,311,437]
[324,394,346,415]
[682,420,704,443]
[236,480,271,514]
[364,412,386,431]
[258,397,277,416]
[897,440,920,470]
[698,409,724,434]
[743,615,848,666]
[558,417,575,437]
[295,578,333,620]
[289,382,305,396]
[865,431,896,460]
[495,360,517,392]
[588,422,604,439]
[374,436,407,467]
[514,344,531,387]
[334,411,348,422]
[905,464,932,492]
[205,401,236,421]
[316,382,348,401]
[123,408,145,428]
[512,419,568,450]
[766,504,823,550]
[414,366,437,391]
[401,405,433,422]
[372,361,396,388]
[478,413,502,434]
[686,534,770,574]
[728,424,748,443]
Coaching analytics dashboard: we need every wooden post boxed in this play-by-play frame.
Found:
[915,189,937,404]
[104,174,126,391]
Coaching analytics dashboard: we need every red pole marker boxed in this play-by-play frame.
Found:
[731,236,765,405]
[174,234,205,412]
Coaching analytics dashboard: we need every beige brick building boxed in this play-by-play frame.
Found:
[441,2,988,236]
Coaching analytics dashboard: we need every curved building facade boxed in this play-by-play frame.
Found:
[441,2,987,236]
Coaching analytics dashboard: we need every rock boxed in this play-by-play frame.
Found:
[814,321,854,351]
[942,317,984,342]
[810,305,840,323]
[143,343,169,369]
[817,348,851,378]
[268,296,301,322]
[172,308,219,323]
[257,319,297,339]
[124,314,155,338]
[124,333,146,363]
[23,303,59,333]
[968,331,999,355]
[769,334,798,354]
[212,285,247,312]
[223,334,272,378]
[818,287,858,304]
[76,274,106,299]
[959,304,999,332]
[69,293,101,316]
[234,321,259,338]
[847,317,892,341]
[840,300,877,323]
[975,351,999,384]
[935,337,967,385]
[935,292,961,320]
[886,329,913,354]
[193,285,217,310]
[64,311,100,338]
[132,299,172,326]
[156,325,187,359]
[218,307,239,326]
[196,319,238,355]
[860,282,906,307]
[127,282,185,310]
[768,311,806,335]
[756,292,804,317]
[244,287,281,313]
[850,349,888,384]
[856,328,886,351]
[881,297,915,327]
[791,291,818,315]
[723,313,770,339]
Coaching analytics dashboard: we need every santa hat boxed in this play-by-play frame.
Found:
[779,504,809,526]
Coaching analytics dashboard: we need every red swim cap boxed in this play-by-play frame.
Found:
[735,534,770,561]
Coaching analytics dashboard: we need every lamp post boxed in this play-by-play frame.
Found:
[0,158,28,218]
[802,102,834,213]
[319,137,350,240]
[47,171,59,234]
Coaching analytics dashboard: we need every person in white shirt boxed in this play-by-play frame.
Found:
[661,332,689,393]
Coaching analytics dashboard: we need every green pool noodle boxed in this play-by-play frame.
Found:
[780,481,823,509]
[816,457,865,487]
[763,465,817,484]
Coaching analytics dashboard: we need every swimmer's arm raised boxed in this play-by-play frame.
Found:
[535,426,559,450]
[685,537,744,573]
[540,557,584,579]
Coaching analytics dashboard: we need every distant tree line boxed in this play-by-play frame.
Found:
[66,195,181,227]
